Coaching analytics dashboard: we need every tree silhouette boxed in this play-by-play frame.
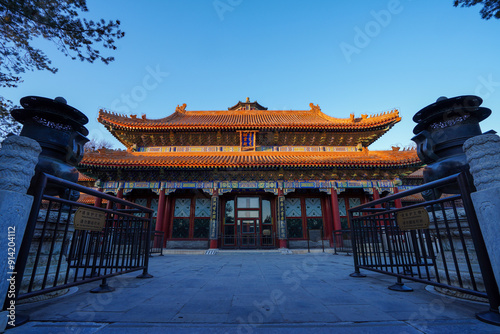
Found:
[0,0,125,141]
[454,0,500,20]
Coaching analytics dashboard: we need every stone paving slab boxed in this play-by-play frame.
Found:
[10,320,500,334]
[7,252,500,333]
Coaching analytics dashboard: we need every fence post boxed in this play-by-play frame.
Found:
[349,210,366,278]
[90,278,115,293]
[137,215,154,279]
[388,277,413,292]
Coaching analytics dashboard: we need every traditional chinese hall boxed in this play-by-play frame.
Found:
[78,99,421,249]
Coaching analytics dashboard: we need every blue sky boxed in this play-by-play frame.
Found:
[5,0,500,150]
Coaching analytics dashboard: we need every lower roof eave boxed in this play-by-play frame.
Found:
[79,162,422,170]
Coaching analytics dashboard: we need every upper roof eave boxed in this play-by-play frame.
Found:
[97,108,401,132]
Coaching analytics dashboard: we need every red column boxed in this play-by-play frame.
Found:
[393,187,402,208]
[162,195,171,247]
[156,188,166,232]
[372,187,382,208]
[114,187,124,228]
[372,187,385,227]
[330,188,342,247]
[116,187,124,209]
[94,187,103,207]
[330,189,342,231]
[323,196,334,247]
[106,198,113,210]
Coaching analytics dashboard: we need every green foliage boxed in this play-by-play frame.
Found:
[454,0,500,20]
[0,0,124,141]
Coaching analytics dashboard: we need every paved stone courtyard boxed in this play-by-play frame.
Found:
[9,251,499,333]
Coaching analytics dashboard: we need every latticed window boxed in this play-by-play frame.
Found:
[285,198,303,238]
[193,218,209,238]
[193,199,210,238]
[285,198,301,217]
[171,198,210,239]
[195,198,211,217]
[307,218,323,230]
[306,198,323,231]
[305,198,322,217]
[172,198,191,238]
[349,198,361,217]
[134,198,148,217]
[338,196,362,229]
[174,198,191,217]
[285,197,324,239]
[171,218,189,238]
[287,218,303,238]
[150,198,159,217]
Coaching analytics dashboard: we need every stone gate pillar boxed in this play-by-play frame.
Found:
[0,136,41,330]
[464,133,500,302]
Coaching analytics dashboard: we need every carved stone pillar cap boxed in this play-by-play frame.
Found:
[464,134,500,191]
[0,135,41,193]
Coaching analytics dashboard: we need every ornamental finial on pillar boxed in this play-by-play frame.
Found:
[463,134,500,192]
[0,136,41,193]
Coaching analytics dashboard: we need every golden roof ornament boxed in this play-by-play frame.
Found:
[309,103,321,112]
[176,103,187,113]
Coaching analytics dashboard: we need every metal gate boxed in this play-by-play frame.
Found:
[349,173,500,324]
[5,173,155,310]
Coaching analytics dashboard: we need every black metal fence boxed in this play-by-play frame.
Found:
[6,173,154,308]
[150,231,164,256]
[307,229,324,253]
[332,229,352,255]
[348,172,500,324]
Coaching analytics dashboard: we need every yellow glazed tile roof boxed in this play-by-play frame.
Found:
[98,104,401,131]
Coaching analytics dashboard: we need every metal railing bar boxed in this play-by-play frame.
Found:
[357,265,488,299]
[41,202,65,290]
[351,173,463,211]
[451,200,477,290]
[41,174,153,213]
[439,201,464,288]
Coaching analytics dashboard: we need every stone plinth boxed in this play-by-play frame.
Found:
[464,133,500,309]
[166,240,209,249]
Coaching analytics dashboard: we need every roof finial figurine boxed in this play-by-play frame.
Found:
[246,97,250,103]
[309,103,321,112]
[176,103,187,113]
